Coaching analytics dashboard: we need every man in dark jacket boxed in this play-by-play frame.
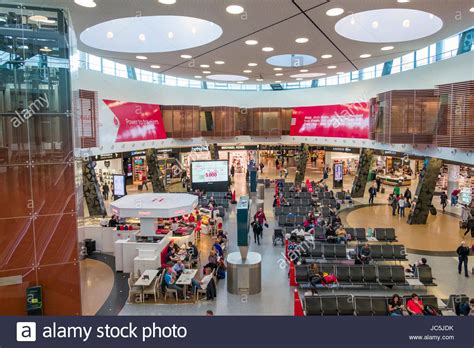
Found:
[456,241,470,277]
[368,185,377,205]
[252,221,263,245]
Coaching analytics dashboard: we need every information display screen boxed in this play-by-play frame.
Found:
[191,160,229,192]
[113,174,126,197]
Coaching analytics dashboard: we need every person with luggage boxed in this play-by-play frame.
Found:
[456,241,470,277]
[464,215,474,237]
[451,188,460,206]
[440,192,448,212]
[252,220,263,245]
[375,176,382,193]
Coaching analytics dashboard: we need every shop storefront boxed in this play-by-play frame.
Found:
[218,145,258,174]
[179,146,211,176]
[91,153,124,196]
[324,147,360,176]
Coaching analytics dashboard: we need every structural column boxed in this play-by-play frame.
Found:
[209,143,219,160]
[407,158,443,225]
[82,159,106,216]
[350,148,374,198]
[294,143,309,186]
[146,149,166,192]
[447,164,460,200]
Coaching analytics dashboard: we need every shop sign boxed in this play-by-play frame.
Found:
[92,153,121,161]
[130,150,146,156]
[325,146,359,153]
[191,145,209,152]
[219,145,258,150]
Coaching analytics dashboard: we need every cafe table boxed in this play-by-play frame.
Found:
[176,269,198,297]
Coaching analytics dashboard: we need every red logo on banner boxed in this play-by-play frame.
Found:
[103,99,167,142]
[290,103,370,139]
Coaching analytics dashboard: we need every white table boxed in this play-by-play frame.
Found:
[134,270,159,287]
[176,269,198,296]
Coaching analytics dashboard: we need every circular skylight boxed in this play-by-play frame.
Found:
[335,9,442,43]
[266,54,317,67]
[207,74,249,82]
[80,16,222,53]
[290,72,326,78]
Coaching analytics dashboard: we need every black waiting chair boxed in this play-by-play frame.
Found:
[323,244,336,259]
[335,244,347,259]
[381,244,394,259]
[385,228,397,241]
[417,266,436,286]
[374,228,386,241]
[370,244,383,260]
[321,296,339,315]
[305,296,322,316]
[355,228,367,241]
[349,266,364,284]
[377,265,393,285]
[295,265,309,283]
[393,245,407,260]
[337,295,354,315]
[391,265,407,285]
[336,265,351,284]
[355,296,373,316]
[363,265,377,284]
[371,297,389,316]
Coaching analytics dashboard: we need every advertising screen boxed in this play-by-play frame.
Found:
[191,160,229,192]
[113,174,126,197]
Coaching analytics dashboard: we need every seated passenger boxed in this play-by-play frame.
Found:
[166,248,180,264]
[172,259,186,277]
[359,243,371,264]
[164,267,185,299]
[308,264,322,294]
[191,267,213,293]
[335,226,348,244]
[170,219,179,232]
[325,225,336,242]
[207,248,218,269]
[409,258,428,276]
[406,294,424,316]
[388,294,405,316]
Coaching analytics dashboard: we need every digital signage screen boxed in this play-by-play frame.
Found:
[191,160,229,192]
[113,174,126,197]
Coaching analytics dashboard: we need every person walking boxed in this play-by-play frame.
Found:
[393,184,401,197]
[102,182,110,200]
[391,195,399,216]
[252,221,263,245]
[375,176,382,193]
[456,241,470,277]
[368,185,377,205]
[404,188,412,206]
[464,215,474,237]
[398,196,406,217]
[141,174,149,191]
[440,192,448,212]
[230,165,235,178]
[259,162,264,174]
[275,158,280,170]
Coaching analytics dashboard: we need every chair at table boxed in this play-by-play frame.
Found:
[165,286,179,302]
[127,277,143,303]
[195,286,207,301]
[143,276,159,302]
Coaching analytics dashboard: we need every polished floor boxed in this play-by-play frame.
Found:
[80,258,114,315]
[81,160,472,315]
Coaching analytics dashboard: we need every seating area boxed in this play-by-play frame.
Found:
[304,294,444,316]
[300,243,348,259]
[363,244,407,261]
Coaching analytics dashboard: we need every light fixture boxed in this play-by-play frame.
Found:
[158,0,176,4]
[274,80,282,83]
[136,55,147,60]
[402,19,410,28]
[150,65,161,68]
[248,62,257,66]
[200,64,210,68]
[372,21,379,29]
[245,39,258,45]
[139,33,146,41]
[167,31,174,39]
[326,8,344,16]
[29,15,48,22]
[243,70,252,73]
[360,53,371,58]
[40,46,52,52]
[275,73,283,76]
[336,72,344,75]
[328,65,337,69]
[295,37,309,43]
[202,70,211,74]
[397,0,410,3]
[296,78,303,81]
[237,81,244,84]
[74,0,97,8]
[381,46,394,51]
[256,78,264,82]
[106,31,114,39]
[321,54,332,59]
[214,60,225,64]
[180,54,192,59]
[226,5,244,15]
[273,67,282,71]
[194,75,202,78]
[470,7,474,13]
[300,69,308,72]
[262,47,274,52]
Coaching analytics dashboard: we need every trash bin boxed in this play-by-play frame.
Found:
[84,239,96,255]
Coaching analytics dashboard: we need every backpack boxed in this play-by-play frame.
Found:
[423,305,441,316]
[322,274,338,285]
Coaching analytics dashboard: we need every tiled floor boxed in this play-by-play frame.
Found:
[80,258,114,315]
[81,160,472,315]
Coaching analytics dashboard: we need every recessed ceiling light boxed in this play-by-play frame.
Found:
[136,55,147,60]
[295,37,309,43]
[296,78,303,81]
[256,78,264,82]
[326,8,344,17]
[243,70,252,73]
[29,15,48,22]
[194,75,202,78]
[40,46,52,52]
[150,65,161,68]
[202,70,211,74]
[372,21,379,29]
[275,80,282,83]
[215,60,225,64]
[381,46,394,51]
[300,69,308,72]
[207,74,249,82]
[273,67,283,71]
[402,19,410,28]
[167,31,174,39]
[262,47,274,52]
[158,0,176,4]
[245,39,258,45]
[237,81,244,84]
[360,53,371,58]
[180,54,192,59]
[74,0,97,8]
[106,31,114,39]
[470,7,474,13]
[248,62,257,66]
[139,33,146,41]
[290,72,326,78]
[200,64,210,68]
[397,0,410,3]
[275,73,283,76]
[226,5,244,14]
[336,72,344,75]
[328,65,337,69]
[321,54,332,59]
